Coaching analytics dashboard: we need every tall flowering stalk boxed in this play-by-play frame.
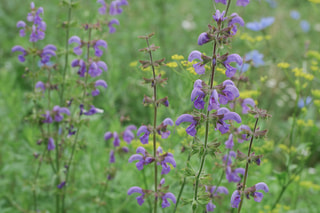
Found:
[127,33,176,212]
[172,0,271,212]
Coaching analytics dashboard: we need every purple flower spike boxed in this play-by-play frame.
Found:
[161,192,176,208]
[94,40,107,57]
[113,132,120,147]
[224,54,243,78]
[226,167,245,182]
[188,50,205,75]
[223,150,236,166]
[191,79,206,109]
[213,10,227,23]
[68,36,82,55]
[109,150,115,163]
[225,134,234,149]
[222,112,242,123]
[219,84,240,105]
[158,118,174,139]
[208,89,220,111]
[109,0,128,15]
[206,200,216,212]
[123,125,137,143]
[229,13,245,35]
[160,154,176,175]
[104,131,113,140]
[48,137,55,151]
[92,79,108,96]
[237,0,250,6]
[137,125,150,144]
[127,186,145,206]
[82,105,104,116]
[215,0,227,4]
[231,190,241,208]
[16,21,26,37]
[52,106,70,122]
[175,114,198,137]
[12,45,27,62]
[41,44,57,65]
[97,0,107,14]
[198,32,211,45]
[72,59,87,77]
[108,19,120,34]
[88,61,108,77]
[35,81,45,92]
[242,98,255,114]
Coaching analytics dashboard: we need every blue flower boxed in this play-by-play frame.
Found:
[245,50,264,67]
[290,10,300,20]
[300,20,310,32]
[246,17,275,31]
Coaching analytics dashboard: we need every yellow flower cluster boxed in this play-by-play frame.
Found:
[171,54,184,60]
[278,144,296,154]
[300,181,320,190]
[131,139,161,152]
[239,90,260,99]
[314,100,320,108]
[260,75,268,83]
[216,67,226,74]
[181,60,195,67]
[240,33,271,43]
[307,50,320,60]
[259,204,291,213]
[297,119,314,127]
[311,89,320,99]
[129,61,138,67]
[166,62,178,68]
[309,0,320,4]
[186,67,197,75]
[277,62,290,69]
[292,67,314,81]
[254,140,274,154]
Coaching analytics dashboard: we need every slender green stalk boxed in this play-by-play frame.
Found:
[96,180,109,213]
[237,118,259,213]
[141,169,153,213]
[60,0,73,106]
[61,28,92,213]
[145,37,158,213]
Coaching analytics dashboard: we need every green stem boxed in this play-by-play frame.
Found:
[96,180,109,213]
[146,37,158,213]
[142,169,153,213]
[60,0,73,106]
[237,118,259,213]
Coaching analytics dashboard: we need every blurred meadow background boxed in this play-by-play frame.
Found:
[0,0,319,212]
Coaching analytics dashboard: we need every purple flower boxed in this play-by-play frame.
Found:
[246,182,269,203]
[42,111,52,123]
[16,21,26,37]
[41,44,57,65]
[206,201,216,212]
[246,17,275,31]
[191,79,206,109]
[237,63,250,73]
[71,59,86,77]
[158,149,176,175]
[68,36,82,55]
[175,114,199,137]
[208,89,220,111]
[215,0,227,4]
[12,45,27,62]
[290,10,300,20]
[226,166,245,182]
[92,80,108,96]
[236,0,250,6]
[213,10,227,23]
[157,118,174,139]
[48,137,55,151]
[218,80,239,105]
[35,81,45,92]
[223,54,243,78]
[231,190,241,208]
[127,186,145,206]
[225,134,234,149]
[88,61,108,77]
[129,147,154,170]
[109,0,128,15]
[137,125,150,144]
[104,131,120,147]
[228,13,245,35]
[94,40,107,57]
[97,0,107,14]
[188,50,205,74]
[197,32,211,45]
[222,150,236,166]
[237,125,251,143]
[108,19,120,34]
[123,125,137,143]
[57,181,66,189]
[241,98,255,114]
[245,50,264,67]
[161,192,176,208]
[109,150,115,163]
[81,105,104,116]
[52,106,71,122]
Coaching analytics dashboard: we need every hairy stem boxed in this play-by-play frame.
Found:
[237,118,259,213]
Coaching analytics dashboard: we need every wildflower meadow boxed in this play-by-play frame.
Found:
[1,0,320,212]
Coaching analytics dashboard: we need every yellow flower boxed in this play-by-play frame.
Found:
[309,0,320,3]
[166,62,178,68]
[277,62,290,69]
[311,89,320,99]
[187,67,197,75]
[314,100,320,108]
[129,61,138,67]
[171,54,184,60]
[216,67,226,74]
[307,50,320,60]
[260,75,268,83]
[239,90,260,99]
